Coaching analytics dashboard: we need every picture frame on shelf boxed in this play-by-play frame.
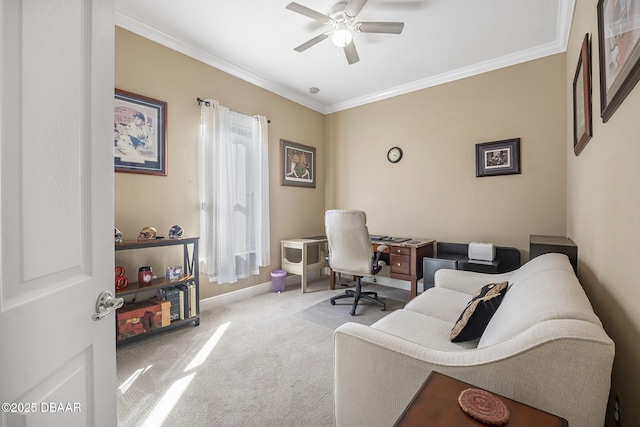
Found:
[573,33,593,156]
[597,0,640,122]
[475,138,521,178]
[280,139,316,188]
[114,89,167,175]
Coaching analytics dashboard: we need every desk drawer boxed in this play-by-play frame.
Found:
[390,254,410,275]
[390,246,410,256]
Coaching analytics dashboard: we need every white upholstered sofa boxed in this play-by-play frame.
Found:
[333,253,615,427]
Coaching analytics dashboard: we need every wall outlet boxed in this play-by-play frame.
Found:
[614,394,621,427]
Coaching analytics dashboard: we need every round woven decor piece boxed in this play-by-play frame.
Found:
[458,388,510,425]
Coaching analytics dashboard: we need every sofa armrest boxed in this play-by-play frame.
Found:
[434,268,513,294]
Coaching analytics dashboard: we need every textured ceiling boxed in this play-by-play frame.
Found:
[115,0,575,114]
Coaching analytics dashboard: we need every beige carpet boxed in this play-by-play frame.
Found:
[116,277,406,427]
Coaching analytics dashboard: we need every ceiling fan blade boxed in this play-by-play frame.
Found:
[343,40,360,65]
[294,33,329,52]
[355,21,405,34]
[286,2,332,23]
[344,0,368,18]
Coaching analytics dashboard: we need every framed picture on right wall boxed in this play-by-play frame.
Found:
[573,33,592,156]
[597,0,640,122]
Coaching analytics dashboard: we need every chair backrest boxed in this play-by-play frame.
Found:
[325,210,374,276]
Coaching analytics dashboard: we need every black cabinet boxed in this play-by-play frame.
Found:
[529,235,578,274]
[422,242,521,291]
[422,256,459,290]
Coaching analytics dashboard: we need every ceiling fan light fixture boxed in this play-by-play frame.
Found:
[331,29,352,47]
[286,1,405,64]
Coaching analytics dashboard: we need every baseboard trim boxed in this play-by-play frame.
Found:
[199,274,303,311]
[199,271,421,311]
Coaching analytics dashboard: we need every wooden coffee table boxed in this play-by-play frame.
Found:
[394,371,569,426]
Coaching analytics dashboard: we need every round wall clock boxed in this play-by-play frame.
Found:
[387,146,403,163]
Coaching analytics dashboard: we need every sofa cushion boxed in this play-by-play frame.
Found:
[450,281,508,342]
[404,287,474,323]
[372,309,479,350]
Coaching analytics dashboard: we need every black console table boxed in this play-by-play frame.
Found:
[422,242,521,291]
[529,235,578,274]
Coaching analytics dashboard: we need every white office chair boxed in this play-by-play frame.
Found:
[325,210,387,316]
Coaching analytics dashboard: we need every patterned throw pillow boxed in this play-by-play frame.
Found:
[450,281,509,342]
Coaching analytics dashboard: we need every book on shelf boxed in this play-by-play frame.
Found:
[157,287,180,321]
[177,286,185,320]
[175,284,191,320]
[150,297,171,327]
[188,282,196,318]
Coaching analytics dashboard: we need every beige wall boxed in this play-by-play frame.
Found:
[325,54,567,253]
[568,2,640,425]
[115,28,325,299]
[115,28,567,296]
[117,14,640,423]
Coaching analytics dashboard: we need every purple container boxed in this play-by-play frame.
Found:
[271,270,286,293]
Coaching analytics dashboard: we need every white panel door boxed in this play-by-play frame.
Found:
[0,0,116,426]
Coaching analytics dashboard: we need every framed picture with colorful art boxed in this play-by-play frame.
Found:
[114,89,167,175]
[280,139,316,188]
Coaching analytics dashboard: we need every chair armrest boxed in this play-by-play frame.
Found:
[434,269,513,295]
[371,245,388,275]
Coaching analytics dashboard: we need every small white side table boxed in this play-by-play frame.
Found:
[281,237,328,293]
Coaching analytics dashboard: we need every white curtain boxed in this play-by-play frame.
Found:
[199,100,270,284]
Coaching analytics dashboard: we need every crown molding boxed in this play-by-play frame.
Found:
[324,0,575,113]
[117,0,574,116]
[324,41,567,114]
[115,11,326,114]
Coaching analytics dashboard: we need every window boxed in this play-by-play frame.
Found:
[198,100,270,284]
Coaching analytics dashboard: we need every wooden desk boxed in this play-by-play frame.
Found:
[329,239,435,299]
[394,372,568,426]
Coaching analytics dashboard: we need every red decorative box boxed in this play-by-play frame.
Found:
[116,300,163,340]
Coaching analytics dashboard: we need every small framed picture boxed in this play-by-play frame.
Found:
[573,33,593,156]
[114,89,167,175]
[475,138,521,177]
[281,139,316,188]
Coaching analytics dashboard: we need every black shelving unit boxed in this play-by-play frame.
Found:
[115,237,200,345]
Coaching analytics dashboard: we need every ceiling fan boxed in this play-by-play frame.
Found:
[286,0,405,65]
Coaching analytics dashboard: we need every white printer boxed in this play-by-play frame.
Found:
[468,242,496,262]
